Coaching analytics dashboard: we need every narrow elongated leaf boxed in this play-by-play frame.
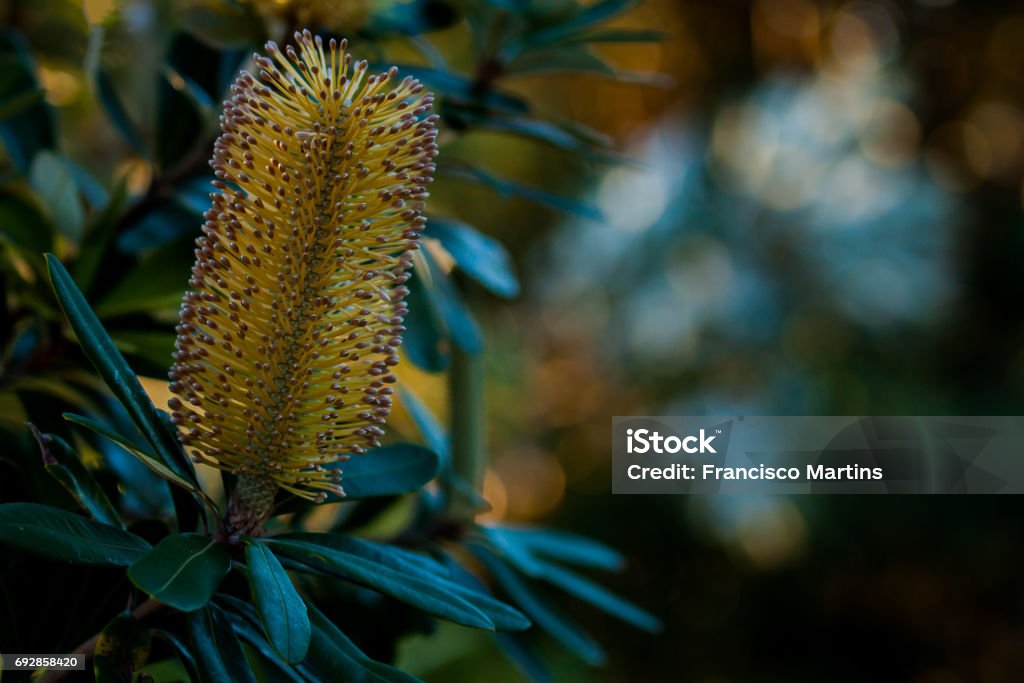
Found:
[0,31,55,171]
[505,45,615,77]
[95,69,146,155]
[94,612,151,683]
[46,255,196,487]
[152,630,201,683]
[305,603,421,683]
[31,152,85,239]
[328,444,440,500]
[180,0,266,49]
[478,118,620,161]
[525,0,642,47]
[403,270,450,371]
[562,28,669,44]
[0,190,53,264]
[278,534,447,578]
[382,65,526,114]
[479,526,546,577]
[95,240,191,318]
[473,546,606,666]
[243,540,311,663]
[72,181,129,294]
[0,502,150,566]
[437,555,551,683]
[188,604,258,683]
[494,633,552,683]
[421,248,485,354]
[30,425,122,528]
[273,444,441,516]
[275,533,528,631]
[162,65,217,129]
[397,387,449,458]
[427,217,520,298]
[267,539,495,630]
[490,525,625,571]
[537,562,661,632]
[64,413,212,508]
[439,161,603,221]
[129,533,230,611]
[218,596,307,683]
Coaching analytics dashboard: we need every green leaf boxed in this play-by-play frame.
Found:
[95,68,147,155]
[94,613,152,683]
[473,546,606,666]
[151,630,201,683]
[0,30,55,171]
[243,540,311,664]
[0,189,53,261]
[479,526,546,577]
[162,65,217,132]
[188,604,259,683]
[275,534,529,631]
[525,0,642,47]
[438,555,550,683]
[95,245,189,317]
[128,533,230,612]
[273,444,441,516]
[386,65,527,115]
[505,45,615,77]
[427,217,520,298]
[64,412,211,508]
[46,255,198,488]
[180,0,267,50]
[397,387,449,457]
[404,269,450,372]
[361,0,460,37]
[561,28,669,44]
[218,596,307,682]
[305,603,422,683]
[267,539,496,630]
[0,502,150,566]
[482,526,658,630]
[494,633,552,683]
[30,424,123,528]
[421,248,484,354]
[492,526,625,571]
[533,561,661,632]
[72,180,129,294]
[439,161,603,221]
[336,444,441,500]
[112,330,176,372]
[30,152,85,240]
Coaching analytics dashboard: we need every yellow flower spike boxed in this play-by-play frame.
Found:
[167,30,438,537]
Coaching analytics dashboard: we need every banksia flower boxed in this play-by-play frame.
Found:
[167,30,437,536]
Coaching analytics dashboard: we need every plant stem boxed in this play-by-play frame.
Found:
[448,343,486,515]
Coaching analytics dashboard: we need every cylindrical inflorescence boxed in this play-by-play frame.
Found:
[168,30,437,509]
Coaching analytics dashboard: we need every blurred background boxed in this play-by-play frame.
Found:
[422,0,1024,681]
[5,0,1024,681]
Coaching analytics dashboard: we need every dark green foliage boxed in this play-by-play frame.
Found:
[128,533,231,612]
[242,540,311,663]
[0,0,661,680]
